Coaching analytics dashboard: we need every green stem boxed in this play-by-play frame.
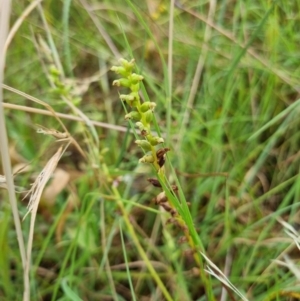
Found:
[111,186,174,301]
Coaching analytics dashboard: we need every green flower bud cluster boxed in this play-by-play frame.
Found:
[49,65,81,105]
[111,59,165,170]
[112,59,187,248]
[49,65,71,97]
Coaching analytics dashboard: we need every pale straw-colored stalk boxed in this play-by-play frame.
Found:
[0,0,28,299]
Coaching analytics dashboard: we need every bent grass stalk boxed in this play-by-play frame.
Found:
[111,58,216,300]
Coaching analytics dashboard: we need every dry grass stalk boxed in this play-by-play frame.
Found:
[201,252,249,301]
[36,124,70,141]
[3,0,43,57]
[35,124,87,159]
[23,145,66,220]
[2,100,128,132]
[23,145,68,300]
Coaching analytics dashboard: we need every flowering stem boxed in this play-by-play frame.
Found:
[112,58,216,300]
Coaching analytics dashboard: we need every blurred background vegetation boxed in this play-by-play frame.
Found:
[1,0,300,300]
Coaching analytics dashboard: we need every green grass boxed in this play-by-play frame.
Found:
[1,0,300,300]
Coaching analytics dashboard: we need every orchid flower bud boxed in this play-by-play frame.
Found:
[144,110,153,123]
[112,78,131,88]
[135,140,152,151]
[125,111,141,121]
[147,135,164,146]
[139,154,155,163]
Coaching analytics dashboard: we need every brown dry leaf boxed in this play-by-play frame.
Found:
[42,168,70,206]
[9,144,28,166]
[67,168,84,182]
